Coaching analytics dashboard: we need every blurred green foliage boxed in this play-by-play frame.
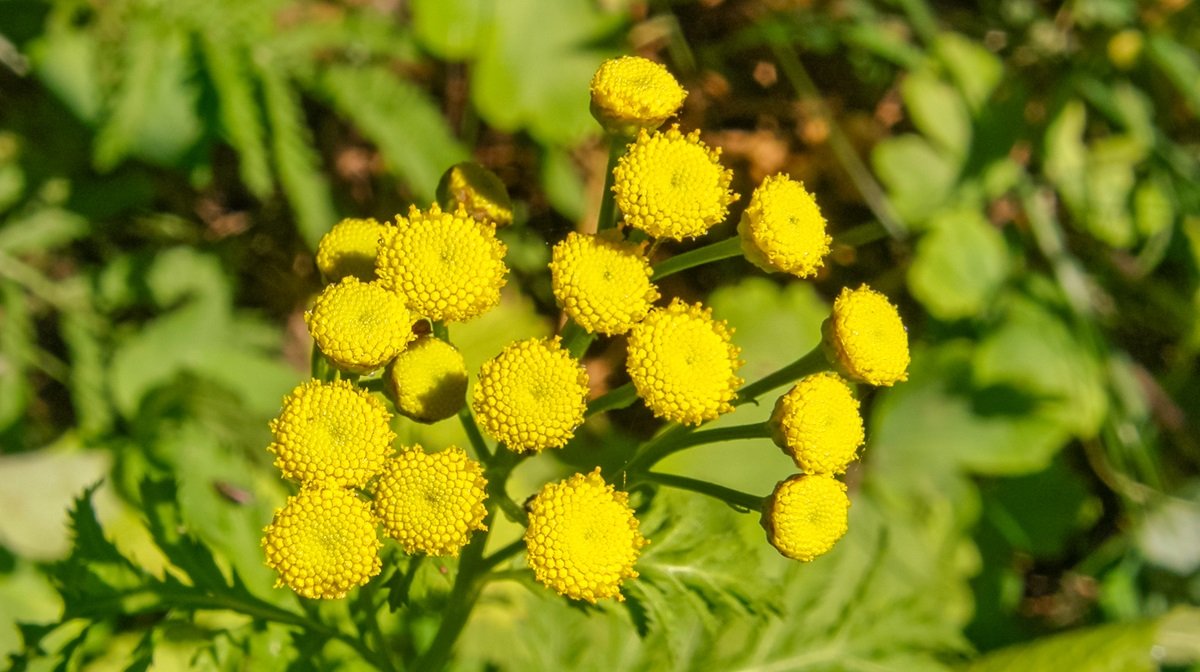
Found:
[2,0,1200,669]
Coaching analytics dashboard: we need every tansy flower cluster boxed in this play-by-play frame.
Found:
[253,54,910,616]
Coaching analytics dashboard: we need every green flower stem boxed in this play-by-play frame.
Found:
[458,406,494,467]
[640,471,764,512]
[481,538,525,572]
[356,576,400,672]
[597,135,629,232]
[310,343,332,382]
[432,322,450,340]
[624,422,770,474]
[561,320,595,359]
[651,235,744,281]
[735,344,827,406]
[832,221,891,248]
[414,514,491,672]
[585,381,640,418]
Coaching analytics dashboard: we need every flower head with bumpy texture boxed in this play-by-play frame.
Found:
[769,373,864,474]
[549,232,659,335]
[316,218,386,282]
[268,379,395,487]
[438,162,513,227]
[762,474,849,562]
[305,277,415,374]
[387,336,468,424]
[472,337,589,453]
[738,174,831,278]
[371,445,488,557]
[524,468,647,603]
[626,299,743,425]
[590,56,687,135]
[376,203,508,323]
[262,485,382,599]
[613,125,738,241]
[824,285,910,387]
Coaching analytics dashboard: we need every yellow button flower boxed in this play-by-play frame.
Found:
[549,232,659,335]
[738,174,831,278]
[524,468,647,603]
[438,162,513,226]
[613,125,738,241]
[472,337,589,453]
[769,373,864,474]
[387,336,468,424]
[315,218,385,282]
[371,445,488,557]
[305,277,415,374]
[824,285,910,387]
[761,474,849,562]
[376,203,508,323]
[268,379,395,487]
[626,299,743,425]
[262,485,382,599]
[590,56,687,135]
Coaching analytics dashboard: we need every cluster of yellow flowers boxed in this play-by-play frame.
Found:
[258,54,910,606]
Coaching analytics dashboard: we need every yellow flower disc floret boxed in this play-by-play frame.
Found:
[769,373,864,474]
[387,336,468,424]
[376,203,508,323]
[590,56,687,135]
[626,299,743,425]
[262,485,382,599]
[472,337,589,453]
[371,445,488,557]
[316,218,386,282]
[613,125,738,241]
[824,285,910,387]
[268,379,395,487]
[524,468,647,603]
[549,232,659,335]
[762,474,850,562]
[305,277,415,374]
[738,174,831,278]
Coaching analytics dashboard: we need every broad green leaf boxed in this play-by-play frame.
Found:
[59,303,114,439]
[470,0,615,145]
[980,458,1098,558]
[412,0,492,60]
[0,283,32,432]
[1147,35,1200,114]
[934,32,1004,112]
[1044,101,1088,217]
[0,207,88,254]
[199,38,274,198]
[28,24,103,123]
[1136,485,1200,575]
[93,24,202,170]
[908,208,1010,320]
[872,134,958,225]
[1134,176,1174,238]
[0,446,113,561]
[902,69,971,160]
[0,161,24,214]
[317,64,469,203]
[260,65,337,249]
[541,145,588,221]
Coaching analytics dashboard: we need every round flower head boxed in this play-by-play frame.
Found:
[472,337,589,453]
[315,218,386,282]
[437,162,513,227]
[268,379,395,487]
[823,285,910,387]
[371,445,488,557]
[626,299,743,425]
[262,485,382,599]
[305,277,415,374]
[769,373,864,474]
[590,56,687,136]
[762,474,850,562]
[524,468,647,603]
[549,231,659,335]
[738,174,831,278]
[387,336,468,424]
[376,203,508,323]
[613,125,738,241]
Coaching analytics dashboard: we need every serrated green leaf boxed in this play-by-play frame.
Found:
[59,306,113,438]
[0,207,89,254]
[1134,175,1174,238]
[1044,100,1088,217]
[0,283,33,432]
[933,32,1004,112]
[0,162,25,214]
[1084,154,1137,248]
[316,64,468,203]
[93,24,202,170]
[903,69,971,160]
[1147,34,1200,115]
[962,615,1168,672]
[872,134,959,225]
[28,24,103,123]
[260,66,336,249]
[199,38,273,198]
[908,207,1010,320]
[141,478,231,593]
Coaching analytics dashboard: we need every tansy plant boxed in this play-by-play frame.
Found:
[247,55,913,668]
